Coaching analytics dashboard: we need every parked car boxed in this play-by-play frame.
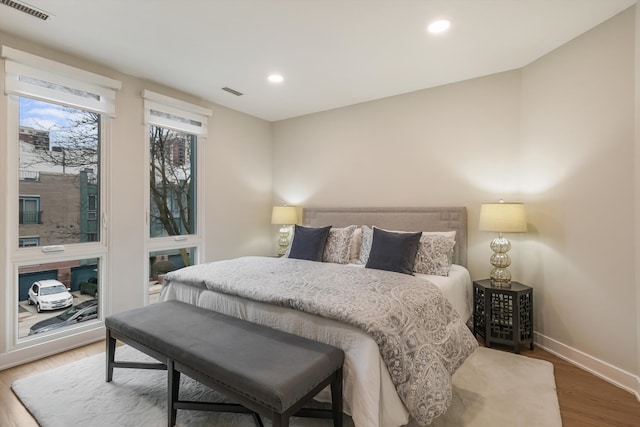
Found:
[79,277,98,297]
[27,279,73,313]
[28,299,98,335]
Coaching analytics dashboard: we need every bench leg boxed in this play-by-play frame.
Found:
[106,328,116,382]
[271,412,289,427]
[251,412,264,427]
[331,368,343,427]
[168,359,180,427]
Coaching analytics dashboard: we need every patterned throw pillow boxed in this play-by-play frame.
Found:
[357,225,374,265]
[323,225,357,264]
[349,227,363,263]
[413,235,456,276]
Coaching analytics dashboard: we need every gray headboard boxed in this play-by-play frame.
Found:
[302,207,467,267]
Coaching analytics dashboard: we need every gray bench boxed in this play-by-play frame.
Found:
[105,300,344,427]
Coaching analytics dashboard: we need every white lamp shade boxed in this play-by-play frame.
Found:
[271,206,298,225]
[479,203,527,233]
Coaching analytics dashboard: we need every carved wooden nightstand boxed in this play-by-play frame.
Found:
[473,279,533,353]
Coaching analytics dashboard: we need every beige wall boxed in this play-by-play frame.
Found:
[521,8,636,376]
[636,2,640,399]
[0,31,273,365]
[273,70,523,278]
[273,8,639,393]
[520,8,638,395]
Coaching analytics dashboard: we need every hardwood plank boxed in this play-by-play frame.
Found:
[1,340,639,426]
[495,342,640,427]
[0,341,104,427]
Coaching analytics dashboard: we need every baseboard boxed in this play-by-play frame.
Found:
[535,331,640,401]
[0,328,104,371]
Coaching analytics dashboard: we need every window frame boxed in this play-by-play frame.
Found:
[7,97,111,348]
[19,196,40,225]
[142,91,209,305]
[3,46,119,350]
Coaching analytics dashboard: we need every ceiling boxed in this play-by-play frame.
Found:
[0,0,636,122]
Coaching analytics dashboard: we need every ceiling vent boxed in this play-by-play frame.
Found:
[222,87,243,97]
[0,0,50,20]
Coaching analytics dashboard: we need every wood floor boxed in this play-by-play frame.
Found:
[0,340,639,426]
[520,344,640,427]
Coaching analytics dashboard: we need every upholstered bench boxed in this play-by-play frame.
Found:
[105,300,344,427]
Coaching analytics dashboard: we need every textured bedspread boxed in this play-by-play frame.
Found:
[164,256,477,425]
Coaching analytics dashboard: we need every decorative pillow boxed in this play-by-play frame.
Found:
[288,225,332,262]
[349,227,363,263]
[358,227,456,269]
[357,225,374,265]
[323,225,357,264]
[414,235,456,276]
[422,230,456,239]
[365,228,422,275]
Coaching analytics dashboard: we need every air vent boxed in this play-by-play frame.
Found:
[0,0,50,20]
[222,87,243,97]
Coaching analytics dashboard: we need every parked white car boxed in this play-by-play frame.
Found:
[27,279,73,313]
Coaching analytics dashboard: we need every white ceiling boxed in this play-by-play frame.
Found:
[0,0,635,121]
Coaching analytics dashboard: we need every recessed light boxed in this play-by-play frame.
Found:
[268,74,284,83]
[427,19,451,34]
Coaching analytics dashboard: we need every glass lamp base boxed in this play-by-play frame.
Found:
[490,268,512,288]
[277,226,291,256]
[489,233,513,288]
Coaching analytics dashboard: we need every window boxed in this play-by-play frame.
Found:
[3,46,120,347]
[19,237,40,247]
[143,90,210,304]
[19,196,40,224]
[18,258,101,338]
[148,247,196,304]
[18,98,100,246]
[88,194,97,220]
[149,127,196,237]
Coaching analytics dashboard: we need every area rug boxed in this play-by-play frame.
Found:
[12,345,561,427]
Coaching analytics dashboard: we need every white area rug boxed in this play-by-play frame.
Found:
[12,345,561,427]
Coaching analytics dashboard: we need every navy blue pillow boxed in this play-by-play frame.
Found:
[365,228,421,275]
[288,225,332,262]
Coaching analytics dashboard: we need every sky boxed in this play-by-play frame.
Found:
[19,97,98,147]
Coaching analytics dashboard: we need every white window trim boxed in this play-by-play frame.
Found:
[6,97,111,349]
[2,46,121,116]
[143,91,206,305]
[143,90,211,136]
[4,50,115,350]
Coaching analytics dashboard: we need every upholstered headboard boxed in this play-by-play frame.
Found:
[302,207,467,267]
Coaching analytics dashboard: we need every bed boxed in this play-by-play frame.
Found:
[160,207,477,427]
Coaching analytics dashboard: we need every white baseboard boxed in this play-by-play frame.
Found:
[535,331,640,401]
[0,328,104,371]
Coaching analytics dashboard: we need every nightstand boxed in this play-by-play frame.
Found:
[473,279,533,353]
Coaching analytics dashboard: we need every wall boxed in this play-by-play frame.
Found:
[273,70,523,278]
[635,3,640,400]
[0,31,273,367]
[520,8,637,388]
[273,8,639,394]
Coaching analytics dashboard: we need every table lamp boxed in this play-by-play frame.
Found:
[479,201,527,288]
[271,206,298,256]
